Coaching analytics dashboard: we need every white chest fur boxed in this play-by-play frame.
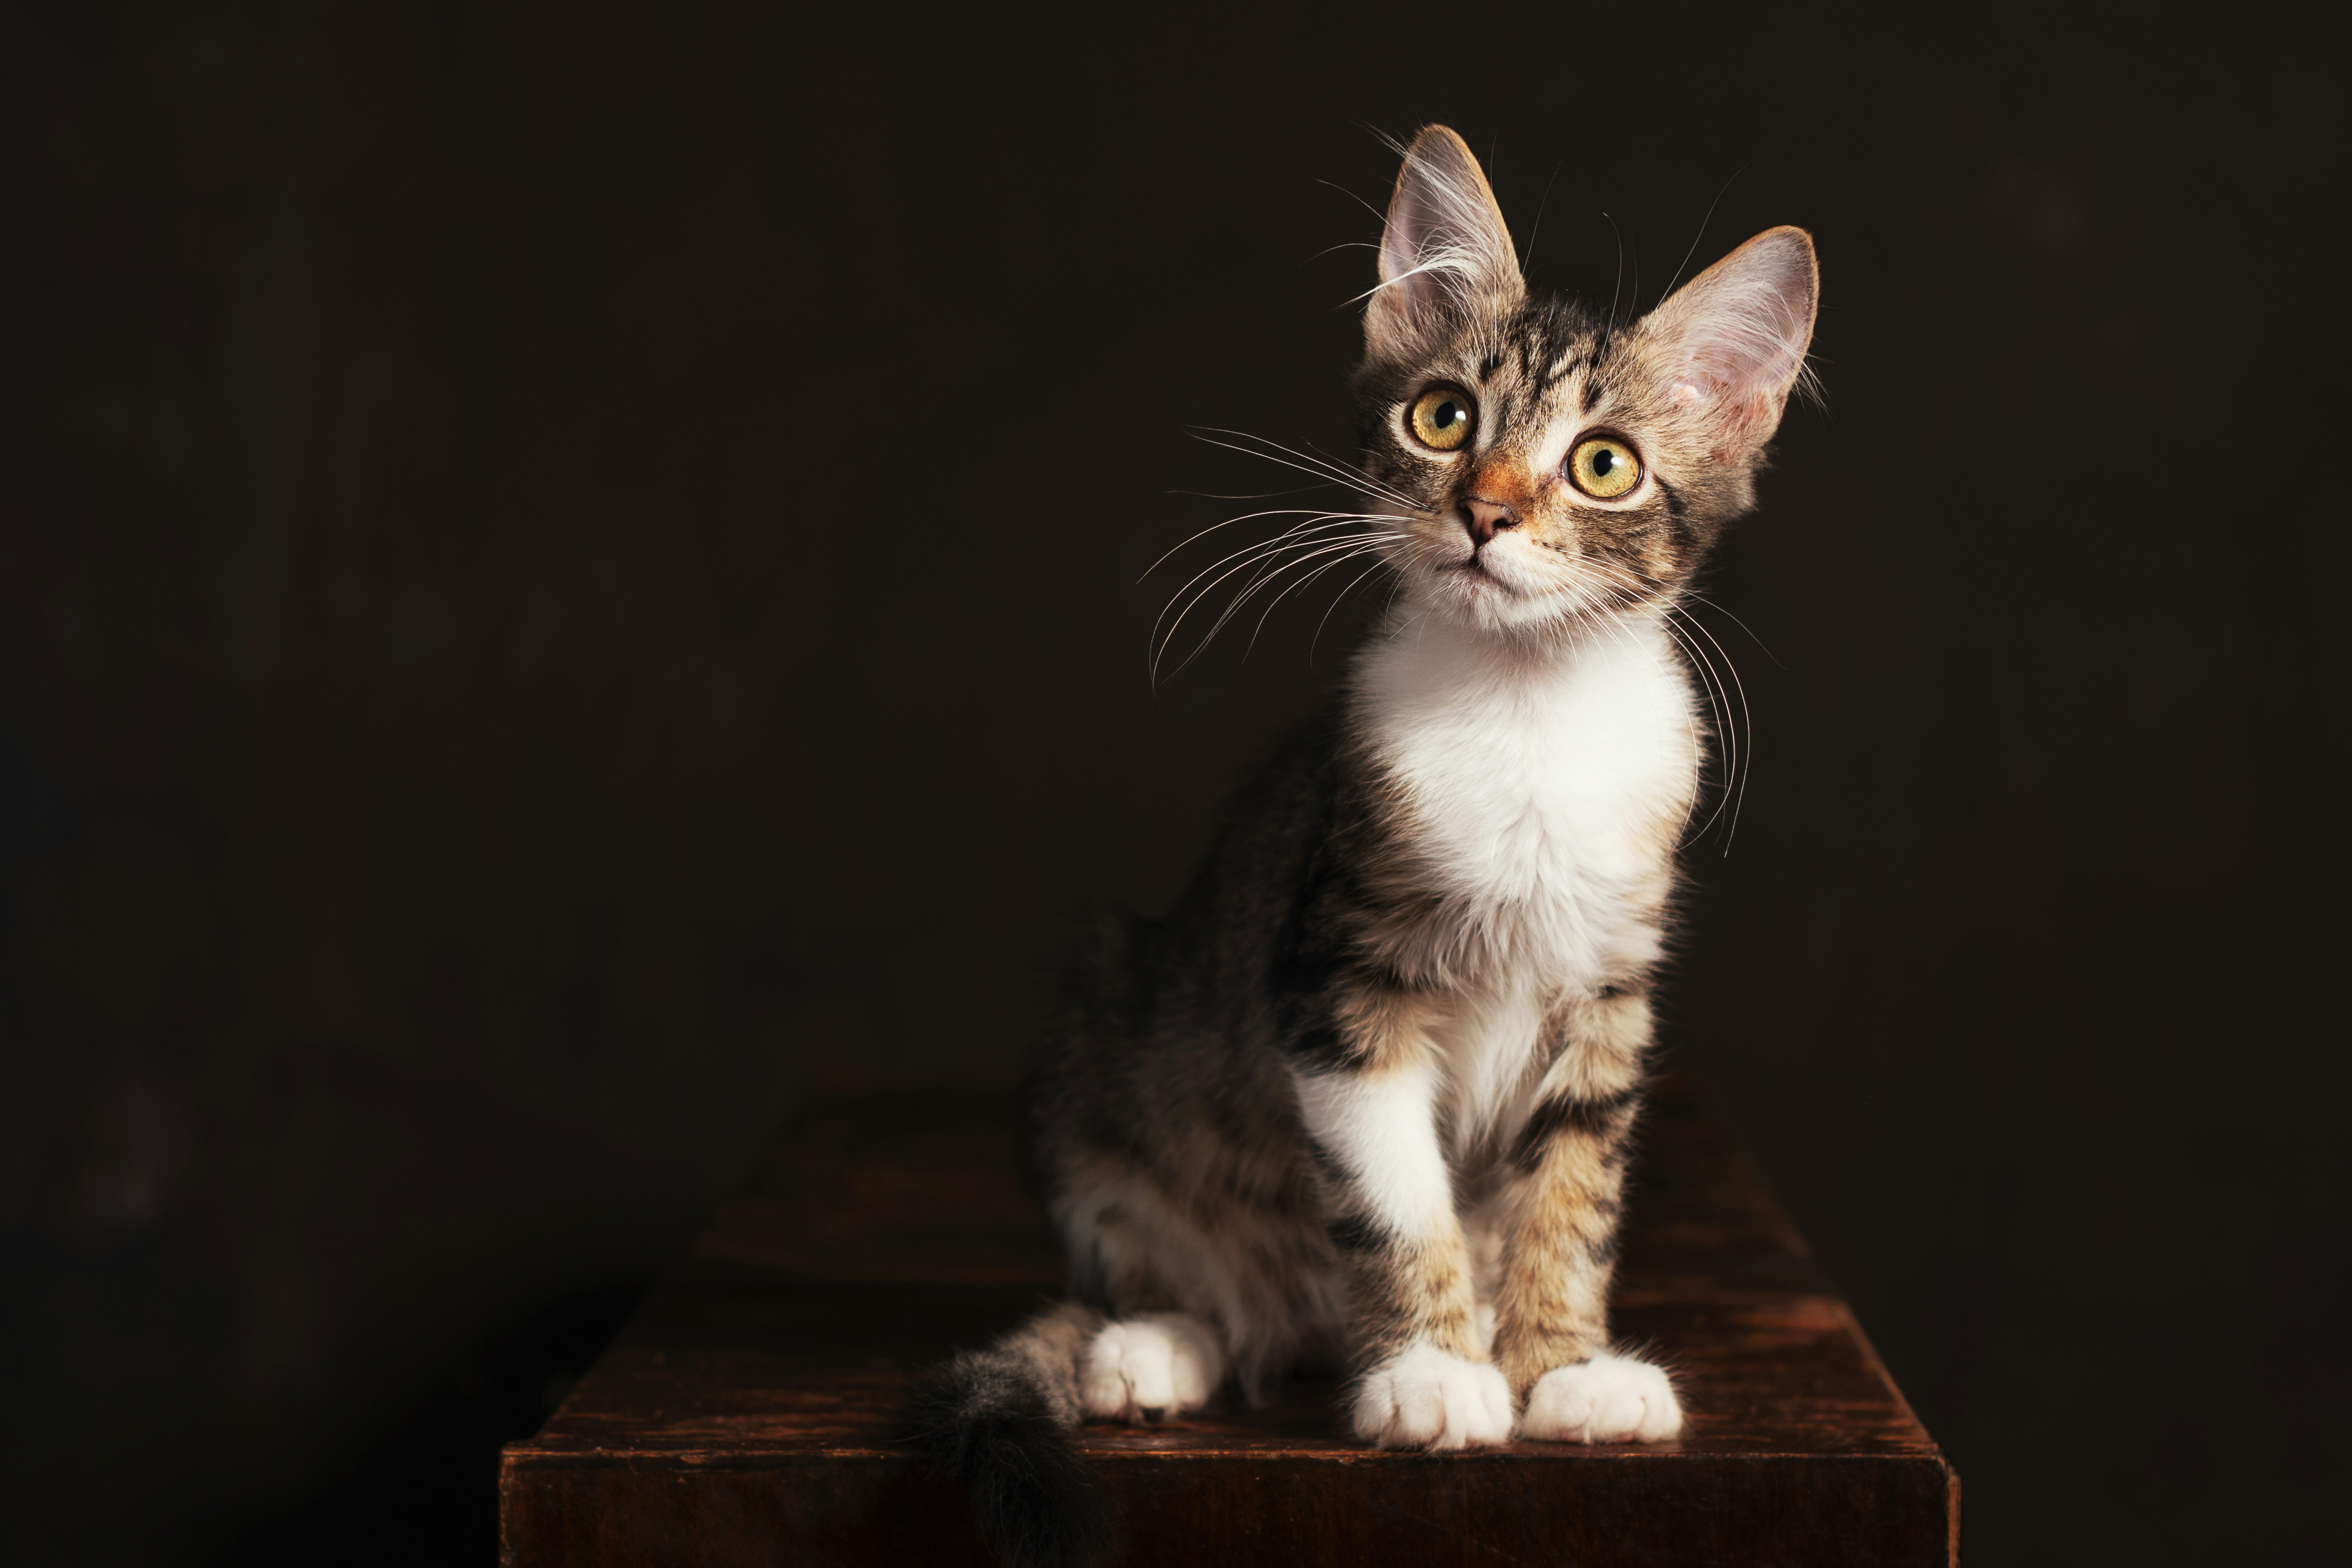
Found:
[1354,614,1698,1144]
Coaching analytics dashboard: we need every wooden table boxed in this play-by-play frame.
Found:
[499,1075,1958,1566]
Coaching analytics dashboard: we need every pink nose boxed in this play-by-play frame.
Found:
[1463,497,1519,547]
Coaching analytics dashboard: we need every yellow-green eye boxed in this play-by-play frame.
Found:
[1567,435,1642,499]
[1408,388,1476,452]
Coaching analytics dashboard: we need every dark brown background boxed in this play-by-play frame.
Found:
[2,3,2341,1564]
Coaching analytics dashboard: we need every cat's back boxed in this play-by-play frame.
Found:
[1042,704,1343,1067]
[1156,704,1349,947]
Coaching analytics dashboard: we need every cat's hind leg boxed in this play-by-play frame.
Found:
[1079,1312,1226,1424]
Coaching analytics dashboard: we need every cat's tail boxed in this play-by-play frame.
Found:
[911,1301,1114,1568]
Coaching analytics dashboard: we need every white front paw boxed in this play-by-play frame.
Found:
[1080,1313,1225,1423]
[1351,1343,1514,1450]
[1519,1352,1682,1444]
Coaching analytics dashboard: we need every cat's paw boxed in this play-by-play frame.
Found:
[1518,1352,1682,1444]
[1351,1343,1515,1450]
[1079,1313,1225,1423]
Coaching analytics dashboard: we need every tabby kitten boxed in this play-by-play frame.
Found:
[920,126,1818,1566]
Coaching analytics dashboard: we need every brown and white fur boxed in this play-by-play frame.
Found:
[916,127,1817,1568]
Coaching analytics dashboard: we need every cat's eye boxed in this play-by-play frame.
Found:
[1566,435,1643,499]
[1408,388,1476,452]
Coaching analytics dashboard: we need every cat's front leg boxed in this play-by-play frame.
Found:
[1491,987,1683,1444]
[1292,1047,1512,1451]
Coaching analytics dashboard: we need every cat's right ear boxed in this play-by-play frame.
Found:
[1366,126,1523,357]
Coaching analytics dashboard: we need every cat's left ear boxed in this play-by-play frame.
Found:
[1366,126,1523,356]
[1640,227,1819,460]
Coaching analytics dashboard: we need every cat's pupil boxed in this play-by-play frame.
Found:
[1437,402,1459,427]
[1592,449,1615,476]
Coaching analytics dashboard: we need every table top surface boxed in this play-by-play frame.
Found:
[507,1073,1946,1469]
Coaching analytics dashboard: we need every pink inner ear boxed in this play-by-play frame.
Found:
[1650,232,1816,456]
[1380,195,1446,307]
[1714,393,1781,461]
[1369,129,1520,333]
[1670,379,1786,461]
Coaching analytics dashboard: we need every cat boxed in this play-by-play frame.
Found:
[917,125,1818,1568]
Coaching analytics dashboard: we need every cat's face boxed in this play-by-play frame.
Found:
[1353,129,1817,639]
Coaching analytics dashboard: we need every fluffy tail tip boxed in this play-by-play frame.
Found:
[911,1347,1115,1568]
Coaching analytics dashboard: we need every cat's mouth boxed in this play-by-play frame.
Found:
[1443,553,1516,594]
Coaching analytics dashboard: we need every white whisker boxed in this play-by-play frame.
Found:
[1186,427,1420,510]
[1310,552,1400,665]
[1151,520,1393,683]
[1141,508,1379,585]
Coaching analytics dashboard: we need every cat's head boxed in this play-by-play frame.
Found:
[1355,127,1817,638]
